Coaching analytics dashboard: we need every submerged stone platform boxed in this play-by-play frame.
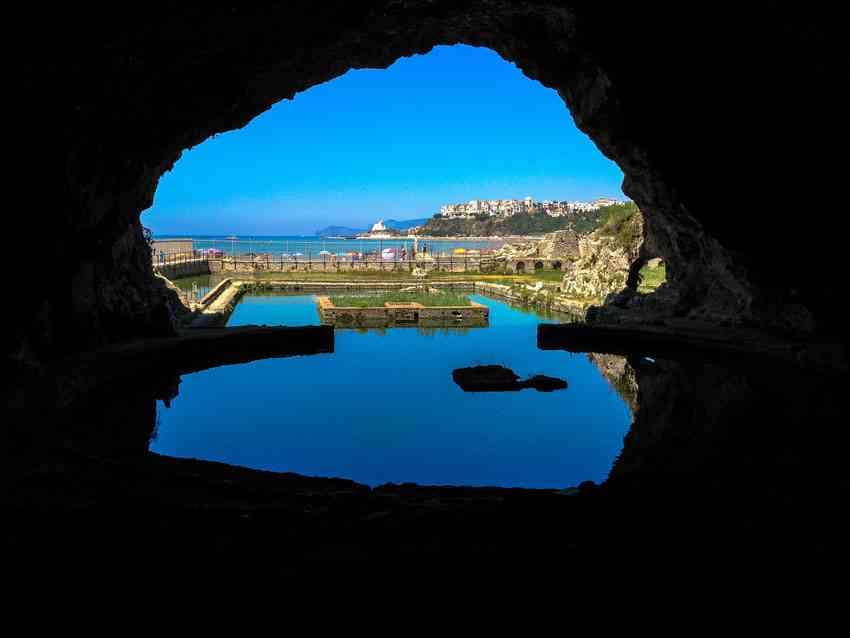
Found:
[317,296,489,328]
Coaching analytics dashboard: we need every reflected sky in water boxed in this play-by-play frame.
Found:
[151,294,632,487]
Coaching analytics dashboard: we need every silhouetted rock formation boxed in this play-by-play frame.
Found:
[5,345,846,575]
[453,365,567,392]
[6,2,849,576]
[537,322,847,373]
[11,3,846,369]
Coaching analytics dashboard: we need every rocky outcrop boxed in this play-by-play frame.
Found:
[8,329,846,572]
[561,210,644,301]
[538,230,580,261]
[452,365,567,392]
[498,229,580,261]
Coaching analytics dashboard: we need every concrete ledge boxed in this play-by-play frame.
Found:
[198,277,232,307]
[317,295,489,328]
[191,280,245,327]
[238,280,478,293]
[51,325,335,410]
[537,322,847,373]
[474,282,590,317]
[154,258,211,280]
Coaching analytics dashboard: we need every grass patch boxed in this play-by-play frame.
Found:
[597,202,642,249]
[330,291,473,307]
[638,262,666,293]
[524,269,565,283]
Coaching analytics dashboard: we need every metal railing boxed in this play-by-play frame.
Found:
[151,237,504,271]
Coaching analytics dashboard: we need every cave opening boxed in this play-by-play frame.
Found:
[139,44,644,489]
[9,5,848,571]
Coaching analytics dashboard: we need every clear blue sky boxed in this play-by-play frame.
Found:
[145,45,625,235]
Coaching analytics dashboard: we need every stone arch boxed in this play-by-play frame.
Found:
[626,244,651,292]
[515,261,526,274]
[552,261,562,271]
[534,261,544,271]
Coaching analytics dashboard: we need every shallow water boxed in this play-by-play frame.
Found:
[150,294,632,488]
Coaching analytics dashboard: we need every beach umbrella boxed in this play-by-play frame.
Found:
[453,247,466,254]
[319,250,332,256]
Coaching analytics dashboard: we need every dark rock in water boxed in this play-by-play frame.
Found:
[523,374,568,392]
[453,365,521,392]
[452,365,567,393]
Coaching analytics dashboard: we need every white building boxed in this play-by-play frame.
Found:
[437,195,628,219]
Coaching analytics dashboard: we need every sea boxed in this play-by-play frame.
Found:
[154,234,506,258]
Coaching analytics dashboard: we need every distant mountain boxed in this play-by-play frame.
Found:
[315,218,429,237]
[314,225,365,237]
[383,218,429,231]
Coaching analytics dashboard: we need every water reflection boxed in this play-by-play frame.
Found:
[56,339,844,504]
[13,332,843,568]
[586,352,638,412]
[148,294,630,488]
[36,291,845,520]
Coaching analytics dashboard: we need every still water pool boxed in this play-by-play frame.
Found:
[151,294,632,488]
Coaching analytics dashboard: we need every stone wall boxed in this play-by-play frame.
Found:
[208,257,497,274]
[504,258,563,273]
[317,297,489,328]
[499,230,579,261]
[239,281,477,294]
[156,259,211,280]
[537,230,580,261]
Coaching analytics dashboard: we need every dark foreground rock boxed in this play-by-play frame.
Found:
[11,3,848,370]
[452,365,568,392]
[3,345,848,578]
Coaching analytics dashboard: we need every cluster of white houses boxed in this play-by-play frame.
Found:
[438,196,625,219]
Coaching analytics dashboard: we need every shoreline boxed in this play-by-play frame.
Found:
[156,234,536,242]
[407,234,542,242]
[337,234,538,241]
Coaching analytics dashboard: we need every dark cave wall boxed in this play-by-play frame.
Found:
[13,1,846,362]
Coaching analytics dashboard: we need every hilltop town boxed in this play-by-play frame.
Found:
[317,197,629,238]
[414,196,630,237]
[438,196,624,219]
